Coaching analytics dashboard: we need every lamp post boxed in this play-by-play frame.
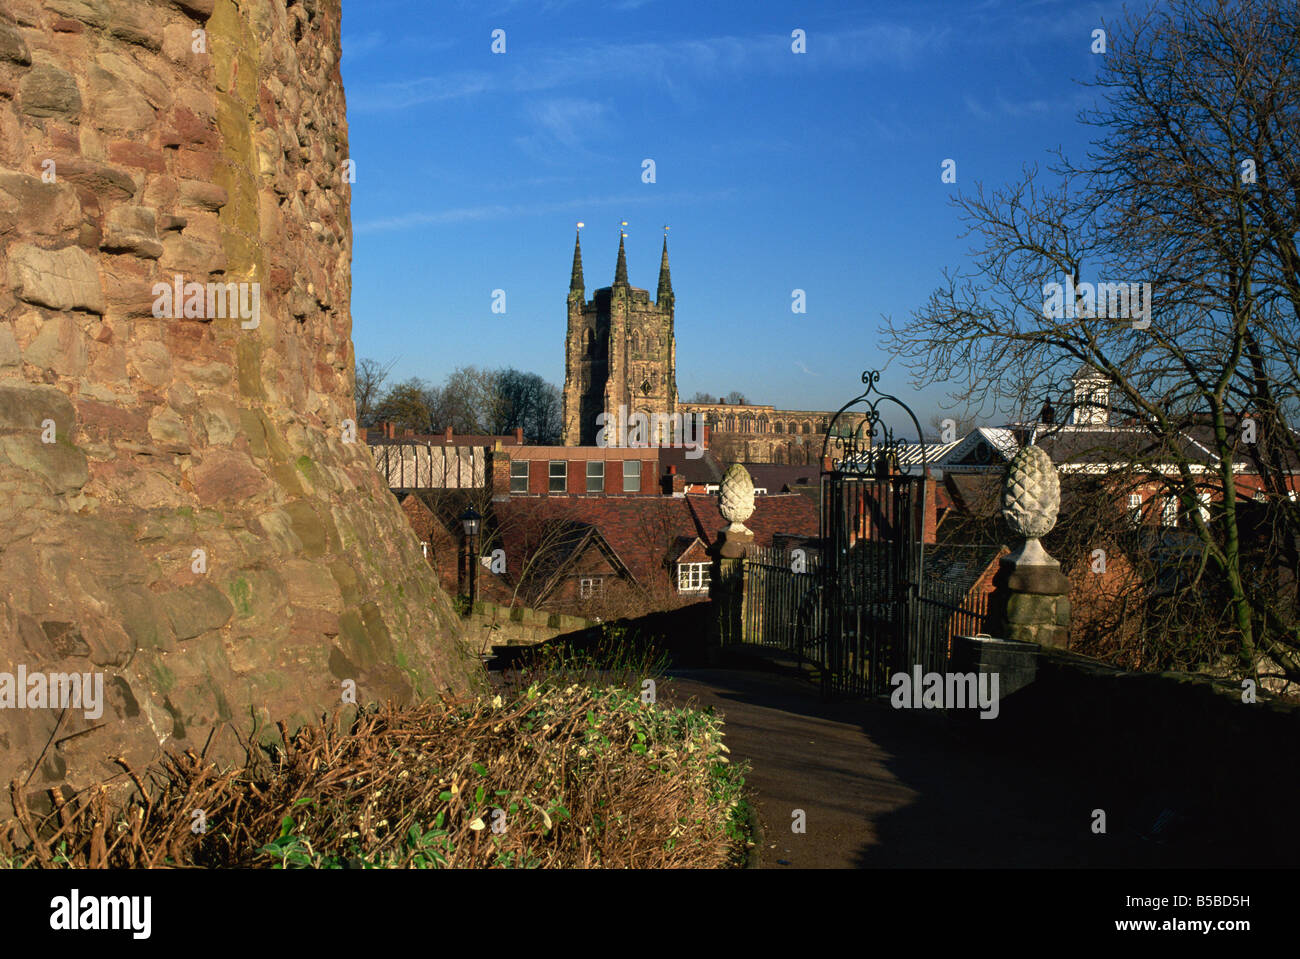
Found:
[460,506,482,608]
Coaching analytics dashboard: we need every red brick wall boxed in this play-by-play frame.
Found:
[506,456,666,497]
[530,461,548,496]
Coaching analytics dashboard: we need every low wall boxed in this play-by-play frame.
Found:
[974,645,1300,863]
[462,601,594,653]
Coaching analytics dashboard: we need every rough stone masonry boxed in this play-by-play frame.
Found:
[0,0,479,813]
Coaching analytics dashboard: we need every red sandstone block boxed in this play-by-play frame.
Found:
[257,84,276,125]
[108,140,166,173]
[174,148,215,181]
[46,126,79,152]
[169,107,217,149]
[52,17,84,33]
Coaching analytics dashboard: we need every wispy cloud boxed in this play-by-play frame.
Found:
[518,97,610,152]
[963,87,1097,120]
[355,188,736,235]
[348,25,950,114]
[342,29,386,60]
[795,361,819,376]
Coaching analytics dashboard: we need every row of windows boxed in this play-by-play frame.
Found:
[704,418,829,435]
[1128,491,1229,527]
[576,563,710,600]
[510,460,642,494]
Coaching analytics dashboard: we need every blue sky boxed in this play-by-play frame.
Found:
[341,0,1125,429]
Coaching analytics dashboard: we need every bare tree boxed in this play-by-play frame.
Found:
[371,377,434,433]
[434,366,497,434]
[885,0,1300,682]
[355,357,397,428]
[495,369,563,443]
[926,410,982,444]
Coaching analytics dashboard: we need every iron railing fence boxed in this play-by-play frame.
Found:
[741,545,824,664]
[915,578,991,676]
[737,545,991,697]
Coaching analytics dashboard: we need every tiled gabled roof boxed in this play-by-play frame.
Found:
[739,462,822,492]
[658,447,726,485]
[490,493,819,587]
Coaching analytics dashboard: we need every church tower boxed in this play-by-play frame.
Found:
[562,227,678,445]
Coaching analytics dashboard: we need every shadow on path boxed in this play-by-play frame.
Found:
[662,665,1292,869]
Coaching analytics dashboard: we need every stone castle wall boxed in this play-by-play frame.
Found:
[0,0,478,812]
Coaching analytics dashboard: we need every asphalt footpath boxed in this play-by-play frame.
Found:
[659,659,1236,869]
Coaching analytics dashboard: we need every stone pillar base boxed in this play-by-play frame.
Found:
[718,526,754,559]
[990,557,1071,648]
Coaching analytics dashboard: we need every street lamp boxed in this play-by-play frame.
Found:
[459,507,482,607]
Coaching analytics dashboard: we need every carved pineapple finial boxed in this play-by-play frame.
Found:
[719,463,755,533]
[1002,444,1060,566]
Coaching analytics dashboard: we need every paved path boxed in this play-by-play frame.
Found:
[659,666,1238,869]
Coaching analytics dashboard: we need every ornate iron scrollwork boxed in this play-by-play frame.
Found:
[820,369,928,475]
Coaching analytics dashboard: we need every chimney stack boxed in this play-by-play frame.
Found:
[490,450,512,501]
[445,426,453,442]
[663,464,685,495]
[515,427,524,444]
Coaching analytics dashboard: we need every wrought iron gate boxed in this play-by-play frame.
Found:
[818,371,929,696]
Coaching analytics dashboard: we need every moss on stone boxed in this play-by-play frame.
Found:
[153,662,176,694]
[235,338,264,400]
[230,576,253,617]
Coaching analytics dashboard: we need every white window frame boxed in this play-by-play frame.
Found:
[586,460,604,493]
[548,460,567,494]
[1161,496,1178,527]
[623,459,641,492]
[1127,492,1142,525]
[677,562,711,593]
[510,460,529,494]
[1196,491,1211,524]
[579,575,603,599]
